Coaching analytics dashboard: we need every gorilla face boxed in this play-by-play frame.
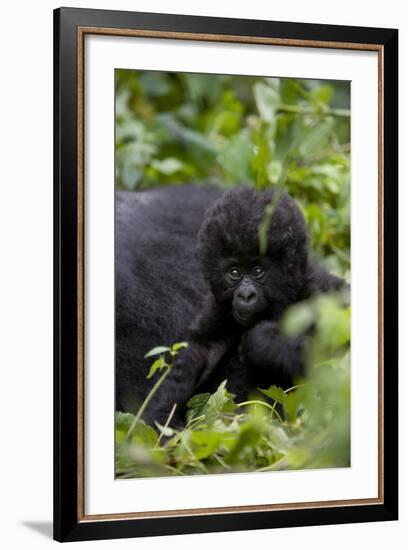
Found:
[217,251,302,326]
[220,259,268,326]
[197,186,310,326]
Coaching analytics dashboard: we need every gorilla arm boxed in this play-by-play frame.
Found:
[304,258,345,295]
[143,293,234,426]
[240,260,346,382]
[240,320,304,379]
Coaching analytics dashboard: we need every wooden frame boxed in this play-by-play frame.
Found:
[54,7,398,542]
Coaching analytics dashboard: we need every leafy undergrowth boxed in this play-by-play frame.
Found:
[115,292,350,478]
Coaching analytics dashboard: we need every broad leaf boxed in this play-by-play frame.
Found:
[258,385,287,404]
[144,346,170,358]
[147,355,168,379]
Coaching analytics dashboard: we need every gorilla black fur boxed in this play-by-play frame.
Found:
[115,184,344,426]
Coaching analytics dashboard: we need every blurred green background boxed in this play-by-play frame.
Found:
[114,71,351,477]
[115,70,350,280]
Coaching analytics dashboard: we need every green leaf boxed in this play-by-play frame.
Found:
[115,119,145,142]
[228,420,264,462]
[146,355,168,379]
[310,84,333,107]
[185,392,211,425]
[186,382,236,426]
[299,117,335,157]
[151,157,184,175]
[281,301,315,337]
[268,426,290,453]
[139,71,171,97]
[267,160,282,185]
[171,342,188,352]
[217,131,253,181]
[115,414,158,447]
[186,392,211,410]
[158,114,218,154]
[204,381,236,424]
[250,124,276,190]
[115,411,136,441]
[154,422,174,437]
[258,385,287,404]
[316,297,350,350]
[131,421,159,447]
[287,446,312,468]
[258,199,279,256]
[144,346,171,358]
[254,81,280,122]
[182,73,226,104]
[283,391,301,423]
[190,431,221,459]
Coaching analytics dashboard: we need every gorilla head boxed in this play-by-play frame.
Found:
[197,186,309,327]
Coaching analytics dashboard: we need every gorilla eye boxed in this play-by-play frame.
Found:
[229,267,242,280]
[252,266,264,278]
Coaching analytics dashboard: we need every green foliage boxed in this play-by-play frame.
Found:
[115,71,350,275]
[115,292,350,478]
[258,385,287,404]
[144,342,189,378]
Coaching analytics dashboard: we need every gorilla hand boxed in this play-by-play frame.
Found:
[240,320,304,379]
[143,339,229,427]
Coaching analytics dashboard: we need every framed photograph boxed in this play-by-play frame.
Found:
[54,7,398,542]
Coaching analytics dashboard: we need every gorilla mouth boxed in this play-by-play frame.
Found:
[234,310,255,326]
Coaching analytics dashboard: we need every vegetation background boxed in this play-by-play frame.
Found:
[115,70,351,478]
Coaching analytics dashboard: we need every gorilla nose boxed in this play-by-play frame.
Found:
[237,286,257,305]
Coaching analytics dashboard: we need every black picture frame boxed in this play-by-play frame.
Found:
[54,7,398,542]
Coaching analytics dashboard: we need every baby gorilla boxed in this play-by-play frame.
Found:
[144,186,343,426]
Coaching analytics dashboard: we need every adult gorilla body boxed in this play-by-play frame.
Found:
[116,185,222,414]
[116,184,343,425]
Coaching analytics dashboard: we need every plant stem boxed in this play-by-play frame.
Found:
[284,382,312,394]
[125,366,171,441]
[256,456,289,472]
[269,383,314,422]
[270,401,283,423]
[184,441,209,474]
[163,465,184,476]
[237,400,283,422]
[157,402,177,445]
[278,103,350,118]
[214,454,231,470]
[186,414,206,429]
